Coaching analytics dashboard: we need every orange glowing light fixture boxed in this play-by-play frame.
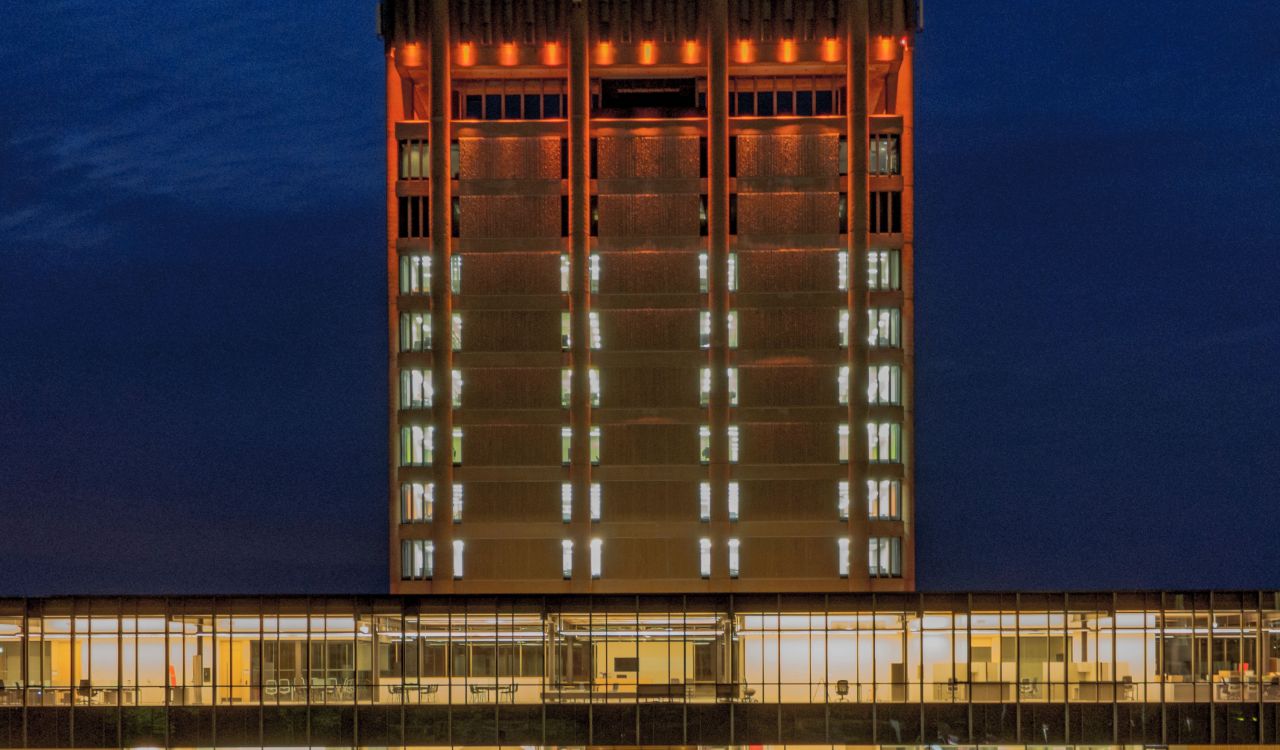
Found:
[596,41,615,65]
[499,42,519,66]
[778,38,797,63]
[542,41,562,66]
[821,37,841,62]
[735,39,754,64]
[640,40,657,65]
[681,39,700,64]
[873,35,896,62]
[402,42,423,67]
[457,42,475,67]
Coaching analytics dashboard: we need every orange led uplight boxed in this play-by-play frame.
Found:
[874,35,897,62]
[543,41,562,66]
[640,40,657,65]
[456,42,475,67]
[401,42,423,67]
[778,38,797,63]
[499,42,519,66]
[682,40,700,64]
[821,37,841,62]
[596,41,615,65]
[735,39,754,64]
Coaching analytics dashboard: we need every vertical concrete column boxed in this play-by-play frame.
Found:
[706,0,731,581]
[568,0,593,587]
[428,0,454,587]
[387,50,408,591]
[898,41,916,590]
[846,0,870,587]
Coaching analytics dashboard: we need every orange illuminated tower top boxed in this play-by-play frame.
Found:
[380,0,920,594]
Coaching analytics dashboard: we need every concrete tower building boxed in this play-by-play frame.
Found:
[384,0,918,593]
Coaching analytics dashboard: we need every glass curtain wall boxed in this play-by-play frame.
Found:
[2,594,1280,707]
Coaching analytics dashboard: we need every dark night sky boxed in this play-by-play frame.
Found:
[1,1,1277,596]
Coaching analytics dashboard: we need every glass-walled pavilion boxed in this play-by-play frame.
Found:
[2,592,1280,747]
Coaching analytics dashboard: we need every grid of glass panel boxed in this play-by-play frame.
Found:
[4,593,1279,713]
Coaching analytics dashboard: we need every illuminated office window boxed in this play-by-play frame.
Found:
[837,537,851,578]
[452,427,463,465]
[728,538,740,578]
[590,483,601,522]
[561,483,572,522]
[838,424,850,463]
[451,483,463,523]
[400,425,432,466]
[559,254,600,293]
[400,539,433,580]
[838,135,848,176]
[699,538,712,578]
[400,368,432,408]
[867,422,902,463]
[589,538,602,578]
[563,427,601,465]
[699,482,711,521]
[452,540,464,579]
[561,540,573,579]
[698,252,738,292]
[452,369,463,406]
[700,368,738,406]
[561,369,599,407]
[868,478,902,520]
[700,426,739,463]
[869,249,901,290]
[839,249,901,292]
[838,365,849,405]
[869,133,901,176]
[868,308,901,347]
[700,312,738,349]
[839,309,849,347]
[560,311,600,349]
[399,312,430,352]
[398,139,428,179]
[400,482,432,523]
[837,480,850,520]
[868,364,901,405]
[400,255,430,295]
[450,255,462,294]
[728,481,740,521]
[869,536,902,577]
[451,313,463,349]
